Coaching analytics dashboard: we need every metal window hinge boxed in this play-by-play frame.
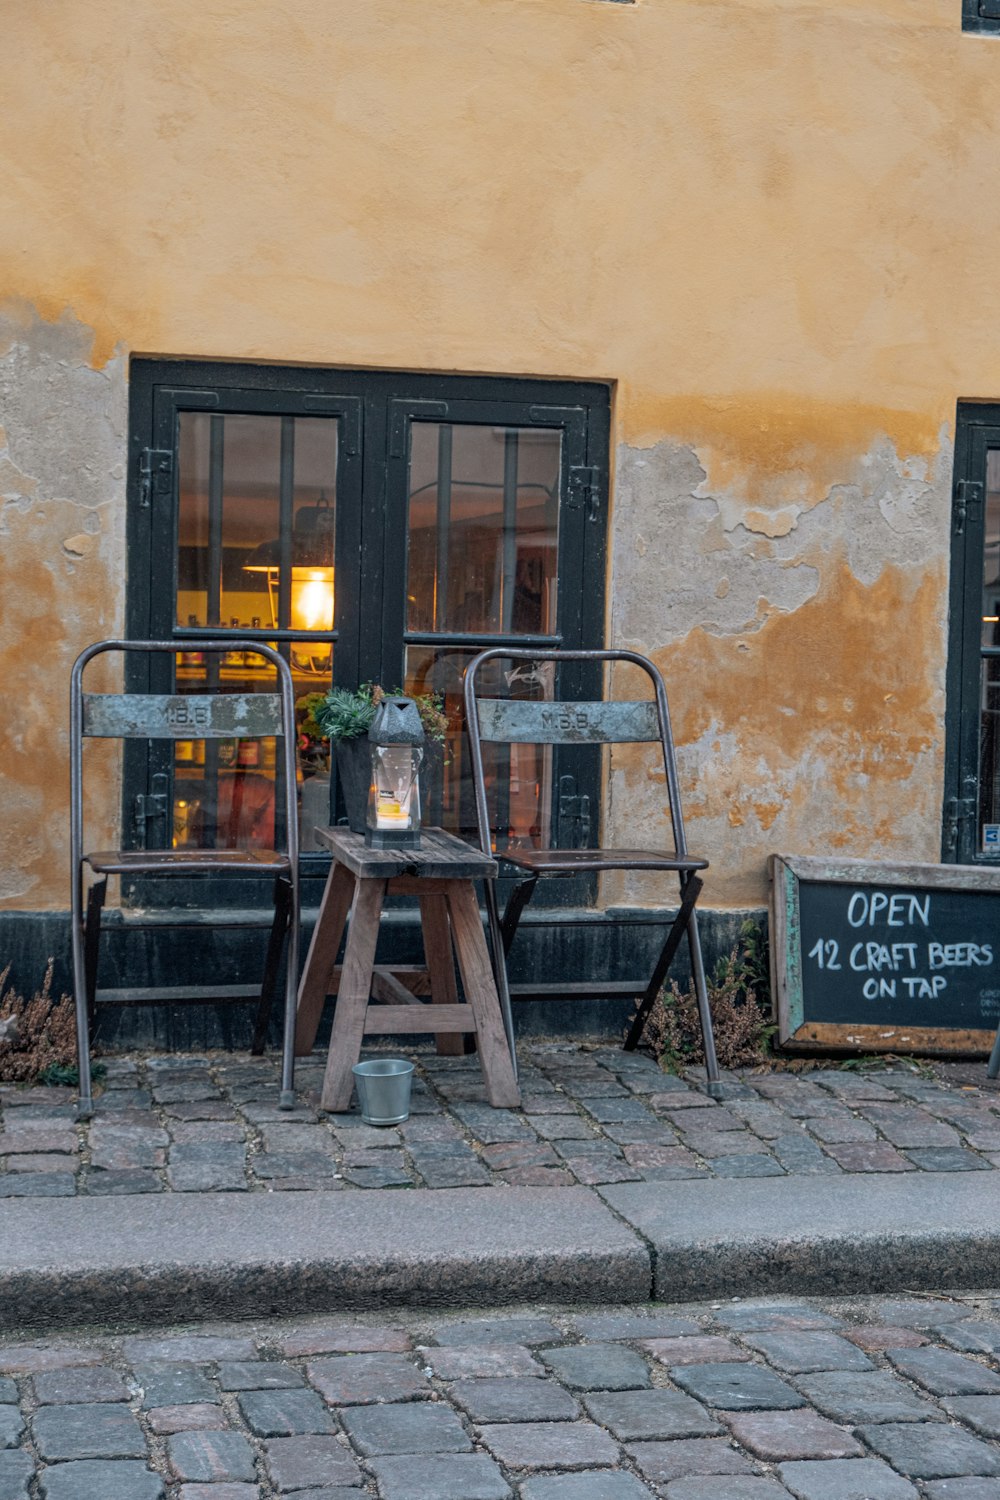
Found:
[558,775,592,846]
[568,466,602,522]
[139,448,174,509]
[133,773,169,843]
[953,480,983,536]
[944,795,976,854]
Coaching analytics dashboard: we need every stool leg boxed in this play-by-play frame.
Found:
[419,894,464,1057]
[320,879,385,1113]
[446,881,520,1109]
[295,862,354,1056]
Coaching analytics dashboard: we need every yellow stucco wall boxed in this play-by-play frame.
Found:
[2,0,998,911]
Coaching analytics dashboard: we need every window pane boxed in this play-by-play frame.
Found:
[404,644,554,849]
[172,649,333,853]
[979,449,1000,848]
[406,423,561,635]
[173,411,337,851]
[982,450,1000,649]
[979,656,1000,847]
[177,411,337,644]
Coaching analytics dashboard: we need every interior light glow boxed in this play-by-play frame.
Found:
[291,568,335,632]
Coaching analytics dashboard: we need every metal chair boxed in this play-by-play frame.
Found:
[463,646,721,1091]
[70,640,300,1117]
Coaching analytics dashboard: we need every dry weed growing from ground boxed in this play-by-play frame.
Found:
[0,961,84,1084]
[632,920,775,1072]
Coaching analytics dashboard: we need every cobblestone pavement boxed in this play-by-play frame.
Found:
[1,1293,1000,1497]
[1,1045,999,1198]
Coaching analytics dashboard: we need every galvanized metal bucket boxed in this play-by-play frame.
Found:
[351,1058,415,1126]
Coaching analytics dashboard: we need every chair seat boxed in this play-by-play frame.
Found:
[84,848,291,875]
[501,846,709,874]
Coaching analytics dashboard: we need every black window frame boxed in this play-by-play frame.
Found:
[944,401,1000,863]
[963,0,1000,34]
[125,359,611,904]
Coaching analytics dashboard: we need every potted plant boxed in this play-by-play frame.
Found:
[315,684,448,833]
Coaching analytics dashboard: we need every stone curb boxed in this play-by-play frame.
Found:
[600,1171,1000,1300]
[4,1172,1000,1332]
[0,1186,651,1332]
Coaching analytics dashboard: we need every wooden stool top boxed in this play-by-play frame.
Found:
[314,827,498,881]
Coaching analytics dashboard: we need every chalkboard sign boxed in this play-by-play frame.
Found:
[770,854,1000,1054]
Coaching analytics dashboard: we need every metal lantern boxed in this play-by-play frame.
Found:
[366,697,425,848]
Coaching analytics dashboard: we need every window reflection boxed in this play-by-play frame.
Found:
[173,412,338,851]
[407,424,561,636]
[404,646,554,849]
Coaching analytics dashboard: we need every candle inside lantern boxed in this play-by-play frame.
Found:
[368,737,423,845]
[374,762,419,834]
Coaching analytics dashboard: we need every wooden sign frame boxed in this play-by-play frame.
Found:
[769,853,1000,1055]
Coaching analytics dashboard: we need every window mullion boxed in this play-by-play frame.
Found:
[277,415,295,630]
[207,416,225,630]
[434,424,453,633]
[501,431,519,635]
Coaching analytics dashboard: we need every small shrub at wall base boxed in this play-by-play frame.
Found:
[0,960,101,1086]
[631,919,776,1071]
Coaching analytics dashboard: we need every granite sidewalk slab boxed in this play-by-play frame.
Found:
[0,1186,650,1332]
[600,1173,1000,1301]
[3,1167,1000,1333]
[2,1046,1000,1330]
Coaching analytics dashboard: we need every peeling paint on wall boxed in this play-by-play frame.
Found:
[607,429,951,907]
[0,302,126,909]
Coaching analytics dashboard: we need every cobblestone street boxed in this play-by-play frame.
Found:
[1,1293,999,1498]
[2,1045,999,1199]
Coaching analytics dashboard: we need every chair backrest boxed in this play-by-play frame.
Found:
[70,639,299,872]
[463,646,691,860]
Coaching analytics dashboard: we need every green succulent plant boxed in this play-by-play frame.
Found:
[315,684,448,745]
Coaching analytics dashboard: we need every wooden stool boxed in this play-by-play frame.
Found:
[294,827,521,1112]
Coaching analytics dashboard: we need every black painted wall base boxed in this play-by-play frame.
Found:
[0,905,766,1053]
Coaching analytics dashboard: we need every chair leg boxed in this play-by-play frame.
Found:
[483,878,518,1080]
[83,878,107,1032]
[251,877,291,1056]
[500,876,538,956]
[686,897,722,1094]
[72,874,104,1121]
[279,875,300,1112]
[623,874,702,1052]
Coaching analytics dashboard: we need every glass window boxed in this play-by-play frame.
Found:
[404,645,555,850]
[406,423,561,637]
[946,408,1000,862]
[177,411,336,639]
[978,451,1000,841]
[173,411,339,852]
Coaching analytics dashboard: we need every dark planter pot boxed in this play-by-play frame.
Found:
[334,737,372,834]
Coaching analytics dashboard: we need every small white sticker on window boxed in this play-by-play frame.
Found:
[983,824,1000,851]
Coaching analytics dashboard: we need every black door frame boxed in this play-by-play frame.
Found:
[125,359,611,896]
